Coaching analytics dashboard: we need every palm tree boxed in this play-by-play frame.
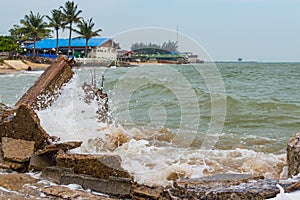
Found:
[60,1,82,56]
[74,18,102,57]
[19,11,51,55]
[46,9,63,54]
[9,24,22,41]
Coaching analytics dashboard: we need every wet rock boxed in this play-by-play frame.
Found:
[0,145,25,171]
[0,104,49,150]
[35,141,82,155]
[132,184,164,199]
[42,166,132,198]
[29,154,55,171]
[56,152,131,179]
[287,132,300,177]
[41,185,113,200]
[155,174,296,199]
[0,103,13,123]
[41,166,74,184]
[62,174,132,198]
[2,137,35,163]
[15,55,74,110]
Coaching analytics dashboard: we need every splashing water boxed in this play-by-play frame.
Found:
[35,72,287,187]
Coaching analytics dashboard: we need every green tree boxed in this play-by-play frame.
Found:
[0,36,19,52]
[19,11,51,55]
[9,24,22,41]
[60,1,82,56]
[162,40,178,52]
[74,18,102,57]
[47,9,64,54]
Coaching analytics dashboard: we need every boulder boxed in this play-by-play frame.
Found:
[287,132,300,177]
[0,104,49,150]
[56,152,131,179]
[1,137,35,163]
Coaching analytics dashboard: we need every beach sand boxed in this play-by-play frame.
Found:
[0,60,49,74]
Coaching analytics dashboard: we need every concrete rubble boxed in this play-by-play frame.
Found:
[15,55,74,110]
[287,132,300,177]
[1,55,300,199]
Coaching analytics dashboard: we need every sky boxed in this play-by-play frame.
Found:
[0,0,299,62]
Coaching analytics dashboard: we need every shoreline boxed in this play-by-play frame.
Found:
[0,59,50,75]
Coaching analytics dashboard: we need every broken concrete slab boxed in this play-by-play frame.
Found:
[2,137,35,163]
[29,154,55,171]
[15,55,74,110]
[158,174,300,200]
[0,104,49,150]
[41,185,113,200]
[132,184,164,199]
[35,141,82,155]
[42,166,132,198]
[56,152,131,179]
[81,176,132,198]
[41,166,74,184]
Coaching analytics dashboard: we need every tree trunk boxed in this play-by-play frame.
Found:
[33,36,36,56]
[56,28,59,55]
[85,38,88,58]
[68,22,72,56]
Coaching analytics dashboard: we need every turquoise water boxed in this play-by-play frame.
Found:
[0,63,299,154]
[0,62,299,184]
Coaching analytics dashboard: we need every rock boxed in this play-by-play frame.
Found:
[2,137,35,163]
[35,141,82,155]
[56,152,131,179]
[0,145,26,171]
[287,132,300,177]
[0,102,13,123]
[61,173,133,198]
[41,166,74,184]
[29,154,55,171]
[15,55,74,110]
[176,173,264,189]
[153,174,292,199]
[41,185,113,200]
[132,184,164,199]
[0,104,49,150]
[42,166,132,198]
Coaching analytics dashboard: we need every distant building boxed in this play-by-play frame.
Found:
[26,37,119,61]
[181,52,203,63]
[118,48,189,64]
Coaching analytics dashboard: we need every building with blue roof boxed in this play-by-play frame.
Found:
[26,37,119,61]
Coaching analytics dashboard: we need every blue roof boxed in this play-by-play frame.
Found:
[28,37,110,49]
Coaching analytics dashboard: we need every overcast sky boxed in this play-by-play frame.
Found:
[0,0,299,62]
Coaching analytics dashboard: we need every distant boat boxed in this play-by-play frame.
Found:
[238,58,243,62]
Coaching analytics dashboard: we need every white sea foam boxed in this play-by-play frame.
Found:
[36,74,287,186]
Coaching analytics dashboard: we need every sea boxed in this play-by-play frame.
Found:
[0,62,299,187]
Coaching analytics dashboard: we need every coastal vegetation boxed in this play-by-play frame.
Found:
[4,1,102,58]
[60,1,82,56]
[131,40,179,52]
[18,11,51,55]
[73,18,102,57]
[0,36,19,53]
[46,9,64,54]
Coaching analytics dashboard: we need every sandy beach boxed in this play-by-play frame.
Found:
[0,60,49,74]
